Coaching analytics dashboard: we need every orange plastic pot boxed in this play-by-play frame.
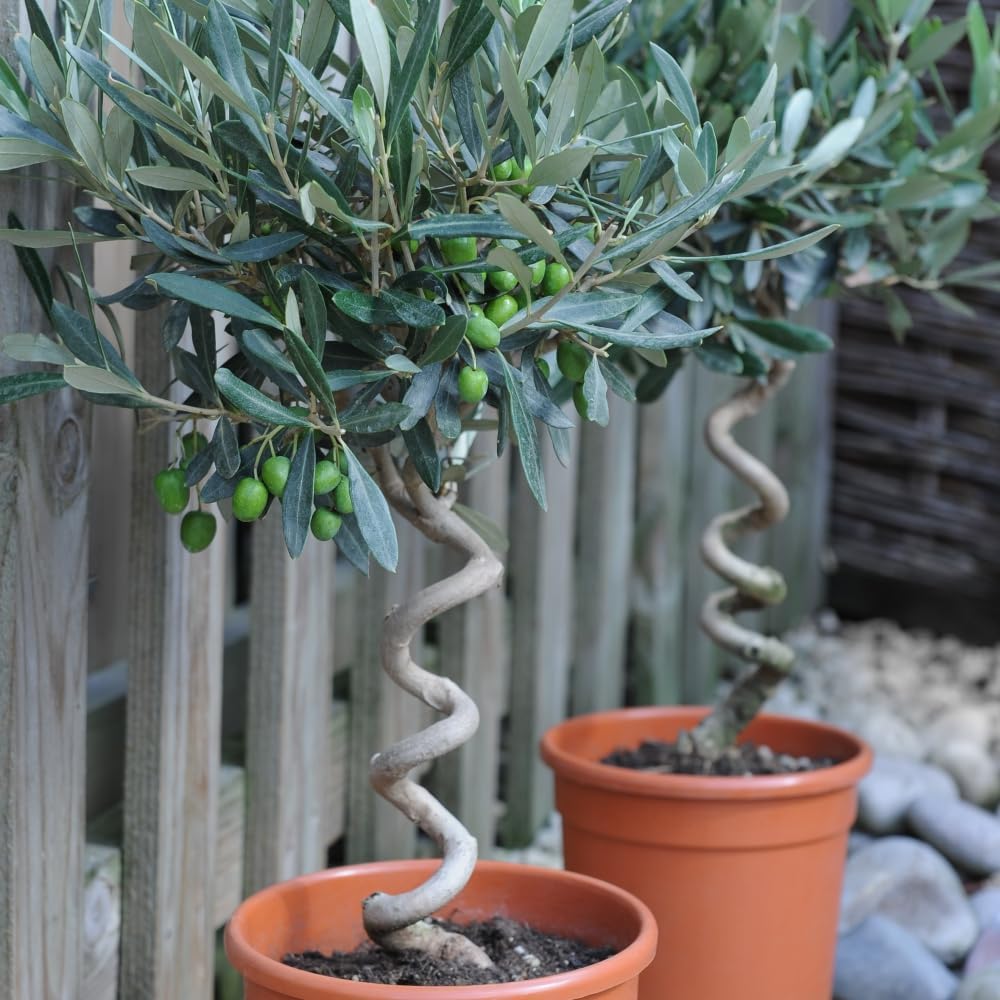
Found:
[541,707,872,1000]
[225,860,657,999]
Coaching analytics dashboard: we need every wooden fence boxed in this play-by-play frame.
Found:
[0,8,835,1000]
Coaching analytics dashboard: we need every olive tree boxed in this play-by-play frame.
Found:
[624,0,1000,758]
[0,0,839,963]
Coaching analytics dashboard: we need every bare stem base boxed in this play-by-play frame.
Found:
[362,451,503,968]
[694,361,797,757]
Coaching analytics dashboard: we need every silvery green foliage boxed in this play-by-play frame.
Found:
[623,0,1000,387]
[0,0,835,560]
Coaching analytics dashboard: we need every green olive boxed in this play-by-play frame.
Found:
[180,511,217,553]
[511,158,534,196]
[260,221,273,236]
[458,365,489,404]
[466,313,502,349]
[180,431,208,468]
[261,456,291,499]
[311,508,342,541]
[469,303,485,318]
[488,269,519,293]
[484,295,518,328]
[333,478,354,515]
[541,262,572,297]
[492,158,515,181]
[557,340,590,383]
[232,477,269,523]
[154,468,190,515]
[314,459,342,495]
[439,237,478,265]
[530,259,547,286]
[573,382,590,419]
[535,357,551,381]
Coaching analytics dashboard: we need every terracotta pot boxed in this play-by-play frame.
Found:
[225,859,657,999]
[541,707,872,1000]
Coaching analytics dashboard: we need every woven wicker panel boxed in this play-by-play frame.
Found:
[829,3,1000,639]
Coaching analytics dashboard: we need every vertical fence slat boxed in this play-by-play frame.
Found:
[245,518,336,895]
[0,6,87,989]
[501,434,578,846]
[677,364,738,703]
[346,520,426,862]
[570,398,638,714]
[632,385,690,706]
[121,323,227,999]
[433,438,510,851]
[767,306,837,633]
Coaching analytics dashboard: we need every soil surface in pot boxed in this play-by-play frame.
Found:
[283,916,615,986]
[602,736,835,776]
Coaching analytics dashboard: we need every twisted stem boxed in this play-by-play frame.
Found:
[692,360,797,756]
[363,450,504,967]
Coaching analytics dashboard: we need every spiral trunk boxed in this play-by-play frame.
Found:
[362,451,503,967]
[692,360,797,757]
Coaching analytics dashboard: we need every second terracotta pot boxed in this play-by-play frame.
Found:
[225,859,657,999]
[541,707,872,1000]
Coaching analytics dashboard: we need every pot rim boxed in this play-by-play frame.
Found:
[540,706,873,801]
[225,859,657,999]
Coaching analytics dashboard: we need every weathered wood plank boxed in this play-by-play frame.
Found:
[244,517,337,895]
[346,520,427,863]
[85,704,347,1000]
[432,437,511,850]
[571,397,637,714]
[679,362,738,703]
[501,430,578,846]
[0,1,88,990]
[766,303,837,634]
[120,323,227,1000]
[632,380,691,706]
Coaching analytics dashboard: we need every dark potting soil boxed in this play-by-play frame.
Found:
[602,735,835,776]
[283,916,615,986]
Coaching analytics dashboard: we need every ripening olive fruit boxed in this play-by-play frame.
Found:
[232,477,269,523]
[488,269,518,293]
[469,303,485,318]
[314,459,342,495]
[181,431,208,467]
[530,259,547,286]
[154,468,190,515]
[557,340,590,383]
[260,221,273,236]
[484,295,518,328]
[439,237,478,265]
[492,158,515,181]
[333,478,354,515]
[466,313,502,349]
[261,455,291,499]
[541,262,572,297]
[458,365,489,404]
[511,158,533,196]
[180,510,217,553]
[573,382,590,419]
[311,508,343,541]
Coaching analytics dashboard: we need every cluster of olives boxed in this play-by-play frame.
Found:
[435,220,573,407]
[153,431,353,553]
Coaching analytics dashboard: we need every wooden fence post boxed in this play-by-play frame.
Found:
[346,520,427,863]
[244,519,337,895]
[432,437,511,851]
[571,397,637,714]
[501,433,578,846]
[0,2,88,992]
[120,320,227,1000]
